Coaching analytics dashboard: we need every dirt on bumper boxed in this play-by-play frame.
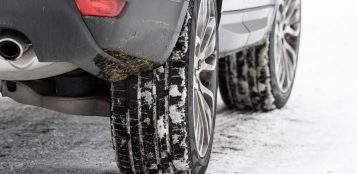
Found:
[94,51,154,82]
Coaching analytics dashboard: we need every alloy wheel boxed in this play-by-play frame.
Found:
[274,0,301,93]
[193,0,217,157]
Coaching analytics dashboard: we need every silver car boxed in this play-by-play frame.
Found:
[0,0,301,173]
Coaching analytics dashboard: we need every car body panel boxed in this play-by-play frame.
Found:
[243,0,276,9]
[244,6,275,46]
[0,0,189,80]
[219,0,277,57]
[219,10,249,55]
[0,0,107,78]
[0,0,281,117]
[221,0,275,12]
[83,0,189,65]
[0,0,277,79]
[221,0,245,12]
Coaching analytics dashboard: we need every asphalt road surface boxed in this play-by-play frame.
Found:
[1,0,357,173]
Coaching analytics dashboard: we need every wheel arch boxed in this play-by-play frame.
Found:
[83,0,191,65]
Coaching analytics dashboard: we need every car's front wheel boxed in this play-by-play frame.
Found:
[219,0,301,110]
[110,0,218,173]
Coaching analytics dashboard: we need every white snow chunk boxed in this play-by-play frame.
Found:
[172,134,180,145]
[161,152,168,158]
[171,51,182,61]
[157,118,167,139]
[141,90,153,104]
[178,87,187,107]
[258,83,267,92]
[149,164,158,170]
[157,66,165,73]
[144,118,151,125]
[170,85,181,97]
[169,105,184,124]
[173,159,189,171]
[178,68,186,80]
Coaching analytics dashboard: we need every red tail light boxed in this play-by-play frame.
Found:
[75,0,126,17]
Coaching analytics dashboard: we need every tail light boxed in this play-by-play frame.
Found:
[75,0,126,17]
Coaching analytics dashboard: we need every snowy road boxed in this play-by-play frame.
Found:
[1,0,357,173]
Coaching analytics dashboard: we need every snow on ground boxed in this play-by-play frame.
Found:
[1,0,357,173]
[207,1,357,173]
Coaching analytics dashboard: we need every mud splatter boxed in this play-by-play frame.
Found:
[94,51,154,82]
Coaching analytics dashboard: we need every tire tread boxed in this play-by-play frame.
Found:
[219,40,276,111]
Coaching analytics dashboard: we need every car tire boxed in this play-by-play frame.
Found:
[219,0,301,111]
[110,0,219,173]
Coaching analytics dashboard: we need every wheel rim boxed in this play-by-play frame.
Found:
[274,0,301,93]
[193,0,217,157]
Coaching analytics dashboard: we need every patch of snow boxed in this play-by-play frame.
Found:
[161,152,168,159]
[149,164,158,170]
[141,90,153,104]
[157,66,165,73]
[172,134,180,145]
[173,159,189,171]
[169,85,181,97]
[144,118,151,125]
[171,51,183,61]
[169,105,184,124]
[156,117,167,139]
[178,68,186,80]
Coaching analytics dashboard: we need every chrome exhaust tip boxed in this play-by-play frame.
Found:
[0,37,27,61]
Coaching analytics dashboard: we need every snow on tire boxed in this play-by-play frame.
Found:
[219,0,301,111]
[219,40,276,111]
[110,0,219,173]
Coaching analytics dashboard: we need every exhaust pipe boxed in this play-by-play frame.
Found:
[0,36,28,61]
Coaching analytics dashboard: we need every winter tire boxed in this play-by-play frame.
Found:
[110,0,219,173]
[219,0,301,110]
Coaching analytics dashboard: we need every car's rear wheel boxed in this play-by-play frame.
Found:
[219,0,301,110]
[110,0,218,173]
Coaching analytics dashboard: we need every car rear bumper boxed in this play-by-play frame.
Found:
[0,0,188,81]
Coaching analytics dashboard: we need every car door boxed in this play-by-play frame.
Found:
[219,0,276,56]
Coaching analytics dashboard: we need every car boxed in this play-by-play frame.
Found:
[0,0,301,173]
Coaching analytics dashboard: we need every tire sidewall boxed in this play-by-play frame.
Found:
[268,3,301,108]
[187,0,219,173]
